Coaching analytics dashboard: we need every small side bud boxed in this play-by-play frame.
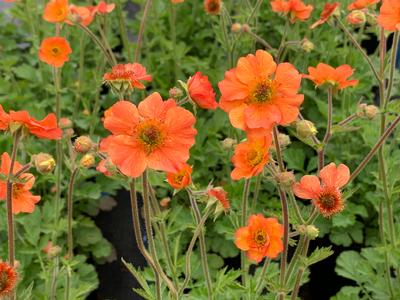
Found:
[231,23,242,33]
[59,117,72,129]
[364,105,379,120]
[306,225,319,240]
[64,128,75,138]
[241,24,250,33]
[43,242,62,259]
[347,10,366,26]
[74,136,93,153]
[301,38,314,53]
[275,171,295,189]
[33,153,56,174]
[80,154,95,168]
[296,120,317,139]
[169,87,184,100]
[277,133,291,149]
[160,197,171,208]
[221,138,237,150]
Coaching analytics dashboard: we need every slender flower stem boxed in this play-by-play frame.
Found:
[273,126,289,300]
[115,0,134,61]
[338,113,358,126]
[188,190,213,300]
[128,180,178,298]
[255,258,271,294]
[67,168,78,259]
[277,20,289,63]
[285,235,305,285]
[179,207,212,296]
[287,190,305,224]
[135,0,152,62]
[142,171,162,299]
[244,29,273,51]
[97,19,117,66]
[385,31,399,107]
[290,237,310,300]
[250,174,261,213]
[335,16,381,84]
[241,179,251,288]
[323,87,333,145]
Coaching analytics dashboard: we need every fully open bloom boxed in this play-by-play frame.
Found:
[0,261,17,297]
[0,105,62,140]
[235,214,284,263]
[204,0,221,15]
[377,0,400,31]
[39,37,72,68]
[187,72,218,110]
[271,0,314,23]
[348,0,379,11]
[293,163,350,217]
[103,63,152,92]
[100,93,197,178]
[231,135,271,180]
[219,50,303,132]
[0,153,41,214]
[43,0,69,23]
[310,2,340,29]
[303,63,359,90]
[167,163,192,189]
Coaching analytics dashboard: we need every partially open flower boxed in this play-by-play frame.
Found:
[0,261,17,298]
[167,164,192,189]
[310,2,340,29]
[347,10,366,25]
[187,72,218,110]
[207,187,230,218]
[33,153,56,174]
[74,136,93,153]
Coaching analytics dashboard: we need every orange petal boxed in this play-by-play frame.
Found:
[320,162,350,188]
[293,175,322,200]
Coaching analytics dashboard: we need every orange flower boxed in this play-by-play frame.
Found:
[0,153,41,214]
[204,0,221,15]
[310,2,340,29]
[167,163,192,189]
[67,5,95,26]
[43,0,69,23]
[171,0,185,3]
[235,214,284,263]
[347,10,366,25]
[303,63,359,90]
[207,187,230,211]
[96,159,114,177]
[39,37,72,68]
[0,261,17,297]
[0,105,62,140]
[231,135,271,180]
[103,63,152,91]
[271,0,314,23]
[348,0,379,11]
[95,1,115,14]
[293,163,350,217]
[219,50,303,132]
[100,93,197,178]
[377,0,400,31]
[187,72,218,110]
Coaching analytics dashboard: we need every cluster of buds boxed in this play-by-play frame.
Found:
[32,153,56,174]
[357,103,379,120]
[72,135,97,169]
[296,120,317,139]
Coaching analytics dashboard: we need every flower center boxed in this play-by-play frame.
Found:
[247,148,263,167]
[253,229,269,247]
[251,80,274,103]
[51,47,60,56]
[318,192,337,209]
[137,121,164,154]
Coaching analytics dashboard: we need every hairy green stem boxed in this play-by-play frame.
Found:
[135,0,152,62]
[241,179,251,288]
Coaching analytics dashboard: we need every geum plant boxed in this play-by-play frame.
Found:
[0,0,400,299]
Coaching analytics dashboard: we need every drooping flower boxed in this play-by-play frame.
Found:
[219,50,303,132]
[271,0,314,23]
[0,261,17,297]
[43,0,69,23]
[231,135,271,180]
[235,214,284,263]
[207,187,230,211]
[204,0,221,15]
[187,72,218,110]
[0,153,41,214]
[348,0,379,11]
[100,93,197,178]
[67,5,96,26]
[310,2,340,29]
[39,37,72,68]
[0,105,62,140]
[377,0,400,31]
[293,163,350,217]
[167,163,192,189]
[303,63,359,90]
[103,63,152,93]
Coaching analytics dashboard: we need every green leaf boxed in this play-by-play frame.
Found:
[302,247,334,267]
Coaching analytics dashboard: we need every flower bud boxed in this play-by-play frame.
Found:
[231,23,242,33]
[306,225,319,239]
[276,171,295,188]
[277,133,291,148]
[160,197,171,208]
[74,136,93,153]
[296,120,317,139]
[33,153,56,174]
[301,38,314,53]
[59,117,72,129]
[364,105,379,120]
[80,154,95,168]
[64,128,74,138]
[347,10,366,26]
[169,87,184,99]
[356,103,367,117]
[221,137,237,150]
[43,242,62,259]
[241,24,250,33]
[83,109,90,116]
